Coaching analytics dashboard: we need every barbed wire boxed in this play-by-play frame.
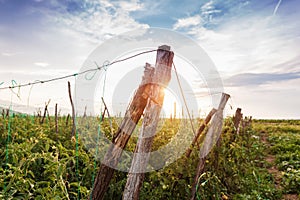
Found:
[0,49,158,90]
[0,48,234,117]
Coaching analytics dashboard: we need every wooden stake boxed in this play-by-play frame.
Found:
[83,106,87,118]
[37,108,41,121]
[6,108,9,118]
[185,108,217,158]
[55,103,58,134]
[190,93,230,200]
[46,108,51,123]
[101,97,114,137]
[68,81,76,137]
[101,97,111,120]
[91,63,155,200]
[40,99,51,124]
[66,114,70,127]
[123,45,174,200]
[174,101,177,119]
[233,108,243,134]
[175,108,217,186]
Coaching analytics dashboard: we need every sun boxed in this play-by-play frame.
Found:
[161,88,181,118]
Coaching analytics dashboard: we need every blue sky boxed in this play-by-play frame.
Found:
[0,0,299,118]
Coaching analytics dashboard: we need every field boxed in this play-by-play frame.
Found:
[0,114,299,199]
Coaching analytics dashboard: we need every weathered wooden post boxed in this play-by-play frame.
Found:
[66,114,70,127]
[40,99,50,124]
[6,108,9,118]
[46,106,51,123]
[55,103,58,134]
[91,63,155,200]
[185,108,217,158]
[101,97,114,137]
[123,45,174,200]
[174,102,177,119]
[68,81,76,137]
[190,93,230,200]
[233,108,243,134]
[101,97,111,120]
[37,108,41,121]
[83,106,87,118]
[175,108,217,186]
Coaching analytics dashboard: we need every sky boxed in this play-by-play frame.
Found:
[0,0,299,119]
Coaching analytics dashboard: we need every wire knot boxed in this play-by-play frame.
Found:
[102,60,110,71]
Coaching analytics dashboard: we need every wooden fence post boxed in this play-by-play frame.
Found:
[5,109,8,117]
[55,103,58,134]
[175,108,217,185]
[91,63,155,200]
[101,97,111,120]
[174,102,177,119]
[185,108,217,158]
[123,45,174,200]
[40,99,50,124]
[66,114,70,127]
[101,97,114,137]
[37,108,41,121]
[68,81,76,137]
[233,108,243,134]
[190,93,230,200]
[83,106,87,118]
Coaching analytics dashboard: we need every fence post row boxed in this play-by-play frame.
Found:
[0,45,254,200]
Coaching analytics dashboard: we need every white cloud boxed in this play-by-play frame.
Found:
[173,15,202,30]
[200,0,221,23]
[115,0,144,12]
[100,0,114,8]
[201,1,214,12]
[171,2,300,119]
[2,52,15,57]
[0,0,151,113]
[45,0,149,44]
[34,62,50,68]
[225,78,300,119]
[175,14,300,76]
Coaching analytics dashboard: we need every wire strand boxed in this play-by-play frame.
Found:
[0,49,158,90]
[172,62,196,136]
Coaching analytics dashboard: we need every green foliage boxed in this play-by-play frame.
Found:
[257,121,300,195]
[1,114,298,199]
[0,115,95,199]
[200,118,281,200]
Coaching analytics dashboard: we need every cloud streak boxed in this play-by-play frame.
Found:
[273,0,282,15]
[225,72,300,87]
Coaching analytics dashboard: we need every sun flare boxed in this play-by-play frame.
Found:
[161,88,181,118]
